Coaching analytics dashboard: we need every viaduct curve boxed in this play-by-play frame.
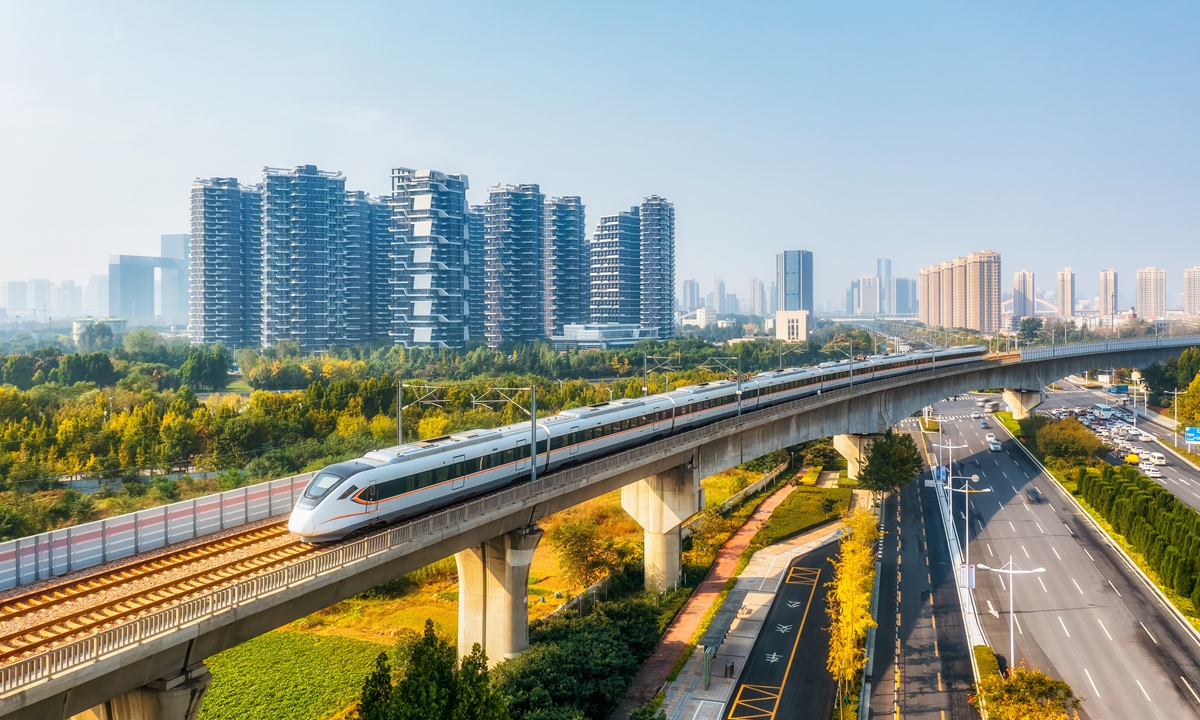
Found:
[3,336,1197,720]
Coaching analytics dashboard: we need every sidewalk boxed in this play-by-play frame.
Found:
[607,480,798,719]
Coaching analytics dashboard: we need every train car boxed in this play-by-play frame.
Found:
[289,344,989,541]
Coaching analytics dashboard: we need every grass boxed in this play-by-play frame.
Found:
[738,487,850,573]
[199,631,387,720]
[797,465,822,486]
[974,645,1001,677]
[702,467,761,508]
[223,378,253,394]
[994,410,1023,439]
[919,418,941,432]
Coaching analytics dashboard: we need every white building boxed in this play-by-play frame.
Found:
[1136,267,1166,319]
[774,310,810,342]
[1185,266,1200,317]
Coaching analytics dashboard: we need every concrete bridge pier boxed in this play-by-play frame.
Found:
[454,524,543,667]
[1003,388,1044,419]
[833,433,881,480]
[71,665,211,720]
[621,464,701,594]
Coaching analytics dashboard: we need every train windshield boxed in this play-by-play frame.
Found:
[304,472,345,500]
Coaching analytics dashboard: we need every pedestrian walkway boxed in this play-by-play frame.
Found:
[606,480,798,719]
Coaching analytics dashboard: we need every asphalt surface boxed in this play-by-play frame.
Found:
[866,479,976,719]
[727,543,837,719]
[901,396,1200,720]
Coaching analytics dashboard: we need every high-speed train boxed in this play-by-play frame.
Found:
[288,345,987,541]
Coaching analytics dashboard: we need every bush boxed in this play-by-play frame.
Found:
[974,645,1001,677]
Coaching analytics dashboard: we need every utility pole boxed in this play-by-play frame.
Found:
[1168,388,1185,447]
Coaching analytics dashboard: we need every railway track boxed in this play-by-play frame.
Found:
[0,522,316,662]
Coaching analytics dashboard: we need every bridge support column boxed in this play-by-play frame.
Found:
[621,464,701,594]
[834,434,881,480]
[1003,389,1044,420]
[454,524,543,667]
[72,666,211,720]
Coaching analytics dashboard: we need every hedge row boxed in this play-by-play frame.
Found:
[1079,465,1200,601]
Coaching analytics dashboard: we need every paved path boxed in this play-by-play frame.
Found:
[608,480,799,719]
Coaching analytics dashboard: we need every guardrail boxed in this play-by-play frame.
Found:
[1019,334,1200,361]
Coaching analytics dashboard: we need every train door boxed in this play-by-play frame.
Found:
[452,455,466,490]
[569,427,579,456]
[516,439,530,472]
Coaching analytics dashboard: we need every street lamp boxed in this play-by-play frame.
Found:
[976,557,1046,667]
[949,475,990,581]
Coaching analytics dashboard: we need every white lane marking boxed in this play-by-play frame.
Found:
[1085,668,1101,698]
[1109,580,1122,597]
[1003,471,1008,478]
[1142,622,1158,644]
[1012,485,1018,493]
[1181,676,1200,704]
[1037,523,1045,534]
[1015,614,1023,634]
[1009,521,1016,532]
[999,575,1006,591]
[1097,618,1113,641]
[1052,547,1062,560]
[987,600,999,618]
[1038,576,1047,592]
[987,543,994,557]
[1058,616,1070,637]
[976,520,983,533]
[1064,522,1074,535]
[1083,547,1095,562]
[1022,545,1030,558]
[998,501,1004,512]
[1137,679,1152,702]
[1072,578,1084,595]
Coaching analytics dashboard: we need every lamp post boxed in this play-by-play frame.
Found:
[949,476,990,581]
[976,557,1046,666]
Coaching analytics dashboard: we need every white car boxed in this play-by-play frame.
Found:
[1138,461,1155,471]
[971,411,982,419]
[985,433,997,443]
[1139,433,1154,443]
[1145,468,1163,478]
[989,440,1002,452]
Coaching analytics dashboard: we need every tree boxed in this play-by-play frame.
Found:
[856,430,923,494]
[1018,316,1044,341]
[77,322,115,353]
[360,652,395,720]
[826,508,879,720]
[391,619,456,720]
[1,355,36,390]
[452,643,510,720]
[545,519,618,588]
[181,345,230,391]
[970,663,1081,720]
[124,327,164,359]
[0,506,32,541]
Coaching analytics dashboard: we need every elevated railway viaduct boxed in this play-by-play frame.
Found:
[2,337,1195,720]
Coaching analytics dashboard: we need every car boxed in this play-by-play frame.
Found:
[1140,433,1154,443]
[1149,452,1167,465]
[980,421,990,429]
[1145,468,1163,478]
[971,411,981,419]
[1026,487,1043,503]
[1125,453,1141,464]
[989,440,1002,452]
[1138,461,1155,471]
[985,433,997,442]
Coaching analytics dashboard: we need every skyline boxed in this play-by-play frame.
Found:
[2,3,1200,307]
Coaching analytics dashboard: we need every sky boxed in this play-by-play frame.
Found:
[1,2,1198,310]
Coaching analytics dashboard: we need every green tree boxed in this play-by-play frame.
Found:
[545,519,618,588]
[124,327,164,359]
[391,619,457,720]
[2,355,36,390]
[856,430,923,494]
[359,652,394,720]
[453,644,510,720]
[0,506,33,540]
[1018,316,1044,342]
[1178,347,1200,390]
[77,323,115,353]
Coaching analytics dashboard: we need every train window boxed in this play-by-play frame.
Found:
[502,449,515,464]
[337,484,359,500]
[450,462,464,478]
[537,439,548,454]
[551,436,565,451]
[416,471,433,488]
[304,472,344,500]
[434,466,450,484]
[358,485,377,502]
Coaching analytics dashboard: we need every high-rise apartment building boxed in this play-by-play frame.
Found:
[343,190,391,343]
[466,206,487,342]
[1098,269,1119,318]
[858,276,880,315]
[713,279,726,315]
[681,279,700,311]
[1012,270,1034,319]
[56,281,83,317]
[589,206,641,325]
[776,250,814,313]
[918,250,1001,333]
[544,197,587,337]
[1,281,27,312]
[189,178,262,346]
[1185,266,1200,317]
[750,278,765,317]
[84,275,108,316]
[768,280,778,314]
[639,196,675,339]
[1136,267,1166,320]
[846,279,860,315]
[389,169,470,349]
[1056,267,1075,318]
[159,234,191,327]
[484,184,545,347]
[877,259,893,314]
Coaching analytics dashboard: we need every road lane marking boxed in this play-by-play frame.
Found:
[1052,547,1061,560]
[1097,618,1113,641]
[998,501,1004,512]
[1085,668,1101,698]
[937,672,942,691]
[999,575,1006,591]
[1058,616,1070,637]
[1137,679,1152,702]
[1083,547,1095,562]
[1181,676,1200,704]
[1009,521,1016,532]
[1012,485,1018,493]
[1038,577,1047,593]
[1037,522,1046,534]
[1072,578,1084,595]
[1014,614,1023,634]
[1022,545,1030,558]
[1063,522,1074,535]
[987,543,994,557]
[987,601,999,618]
[1141,622,1158,644]
[1109,580,1122,597]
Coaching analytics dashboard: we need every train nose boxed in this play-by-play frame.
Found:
[288,512,314,538]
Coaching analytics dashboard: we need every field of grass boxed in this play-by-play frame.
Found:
[994,410,1022,438]
[701,467,761,508]
[200,631,387,720]
[919,418,940,432]
[745,486,850,552]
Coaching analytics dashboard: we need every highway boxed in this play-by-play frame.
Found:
[910,397,1200,719]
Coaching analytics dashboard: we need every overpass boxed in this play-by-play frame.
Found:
[2,335,1197,720]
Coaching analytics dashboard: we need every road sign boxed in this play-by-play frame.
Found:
[925,478,936,487]
[959,564,976,589]
[1187,427,1200,444]
[935,466,949,482]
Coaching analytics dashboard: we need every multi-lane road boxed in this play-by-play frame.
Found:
[901,396,1200,719]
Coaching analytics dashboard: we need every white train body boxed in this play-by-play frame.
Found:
[289,345,987,540]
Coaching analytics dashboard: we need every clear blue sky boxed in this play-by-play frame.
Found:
[1,2,1197,310]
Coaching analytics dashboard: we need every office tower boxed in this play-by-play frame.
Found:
[725,294,740,314]
[190,177,263,346]
[768,280,778,314]
[84,275,108,316]
[589,206,641,325]
[108,256,157,326]
[2,281,27,312]
[1012,270,1034,319]
[713,279,726,314]
[682,279,700,311]
[877,259,893,314]
[341,191,390,344]
[776,250,814,313]
[260,165,346,350]
[56,281,83,317]
[749,279,765,316]
[466,206,487,342]
[639,195,675,339]
[877,258,892,280]
[918,266,940,326]
[966,250,1001,334]
[1098,269,1118,317]
[544,196,587,337]
[388,169,470,349]
[1136,267,1166,319]
[846,279,860,315]
[1056,267,1075,318]
[1185,267,1200,316]
[158,234,191,326]
[858,276,880,315]
[29,280,52,316]
[895,278,917,315]
[485,184,545,347]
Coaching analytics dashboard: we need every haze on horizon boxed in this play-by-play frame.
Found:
[0,1,1197,309]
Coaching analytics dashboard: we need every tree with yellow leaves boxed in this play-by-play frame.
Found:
[826,507,880,720]
[970,663,1081,720]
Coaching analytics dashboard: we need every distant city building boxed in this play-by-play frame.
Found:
[71,317,127,344]
[681,279,700,311]
[159,234,191,326]
[84,275,108,316]
[590,206,641,326]
[774,310,810,342]
[544,196,587,337]
[1185,266,1200,317]
[876,258,893,314]
[681,306,714,329]
[1056,267,1075,318]
[1098,269,1119,318]
[768,280,778,314]
[846,279,859,315]
[725,294,740,315]
[189,177,263,347]
[108,257,158,327]
[776,250,814,313]
[549,322,658,351]
[1136,266,1166,320]
[713,279,726,315]
[858,275,880,315]
[343,191,392,342]
[56,280,83,317]
[29,279,52,316]
[485,184,545,347]
[466,206,487,342]
[919,250,1001,333]
[894,278,918,315]
[639,196,675,339]
[966,250,1001,334]
[1012,269,1034,319]
[2,281,27,312]
[750,278,765,317]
